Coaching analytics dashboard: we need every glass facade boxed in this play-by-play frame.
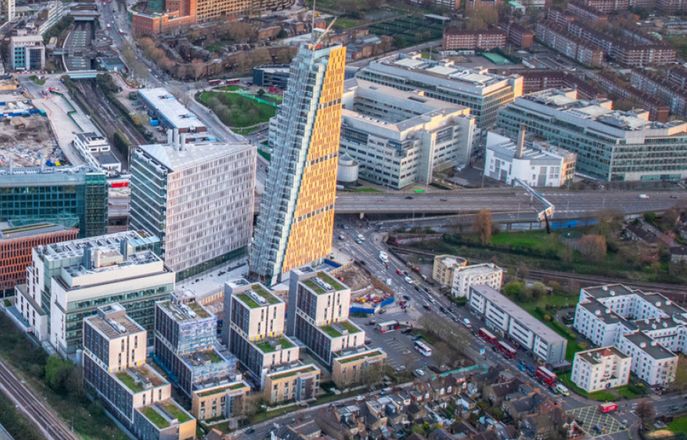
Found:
[0,170,108,237]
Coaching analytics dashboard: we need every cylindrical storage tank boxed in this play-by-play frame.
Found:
[337,153,358,184]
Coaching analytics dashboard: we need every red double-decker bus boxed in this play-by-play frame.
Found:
[478,328,498,345]
[535,366,557,386]
[497,341,517,359]
[599,402,618,413]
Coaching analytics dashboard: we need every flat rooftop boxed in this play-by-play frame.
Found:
[137,141,253,172]
[301,271,347,295]
[36,230,158,262]
[0,166,103,186]
[181,348,227,367]
[138,88,205,131]
[86,305,144,339]
[267,363,319,380]
[62,249,161,279]
[158,299,211,322]
[254,336,294,354]
[623,331,676,360]
[486,132,574,162]
[335,348,385,364]
[320,320,362,338]
[138,400,192,430]
[366,52,517,90]
[521,88,687,133]
[471,284,567,344]
[0,222,72,240]
[234,283,282,309]
[115,364,167,393]
[576,346,629,365]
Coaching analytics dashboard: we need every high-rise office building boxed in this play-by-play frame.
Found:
[130,139,255,280]
[0,166,108,237]
[154,295,249,421]
[83,303,196,440]
[496,88,687,181]
[250,33,346,285]
[14,231,168,357]
[287,267,386,387]
[224,280,320,404]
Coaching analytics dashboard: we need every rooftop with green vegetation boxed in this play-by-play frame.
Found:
[255,336,294,353]
[182,349,225,366]
[337,349,385,364]
[269,364,318,381]
[321,320,361,338]
[159,401,191,423]
[236,283,281,308]
[302,272,346,294]
[140,406,170,430]
[159,299,210,321]
[195,381,249,398]
[115,366,166,394]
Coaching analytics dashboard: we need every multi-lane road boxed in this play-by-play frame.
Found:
[335,189,687,217]
[0,362,77,440]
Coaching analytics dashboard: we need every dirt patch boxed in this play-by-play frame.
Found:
[0,117,63,166]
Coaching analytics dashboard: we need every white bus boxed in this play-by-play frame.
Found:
[414,340,432,357]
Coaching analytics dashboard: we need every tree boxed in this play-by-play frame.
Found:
[44,355,73,394]
[530,281,548,299]
[257,88,266,98]
[578,234,607,262]
[503,280,526,299]
[635,399,656,431]
[474,209,493,245]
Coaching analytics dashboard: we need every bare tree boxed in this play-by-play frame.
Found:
[635,399,656,431]
[474,209,493,245]
[577,234,607,262]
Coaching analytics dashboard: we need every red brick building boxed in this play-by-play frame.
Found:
[442,28,507,51]
[0,223,78,297]
[501,22,534,49]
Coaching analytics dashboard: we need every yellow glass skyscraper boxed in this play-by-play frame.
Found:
[250,31,346,285]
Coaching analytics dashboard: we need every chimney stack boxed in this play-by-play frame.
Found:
[516,125,526,159]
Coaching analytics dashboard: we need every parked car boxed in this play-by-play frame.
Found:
[413,368,425,378]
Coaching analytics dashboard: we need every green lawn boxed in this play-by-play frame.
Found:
[558,372,647,401]
[29,75,46,85]
[668,414,687,435]
[334,17,367,29]
[350,187,381,193]
[490,230,564,256]
[116,372,144,393]
[140,406,169,429]
[197,91,276,129]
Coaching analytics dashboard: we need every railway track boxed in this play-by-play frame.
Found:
[0,362,77,440]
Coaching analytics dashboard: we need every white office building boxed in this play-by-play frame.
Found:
[138,88,207,136]
[469,285,567,365]
[497,88,687,182]
[573,284,686,385]
[452,263,503,298]
[9,33,45,71]
[484,131,576,187]
[357,52,523,129]
[72,132,121,175]
[339,79,476,189]
[14,231,172,358]
[130,138,256,280]
[571,347,631,393]
[1,0,15,24]
[432,254,467,288]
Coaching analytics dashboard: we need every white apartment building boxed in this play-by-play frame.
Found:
[484,131,576,188]
[573,284,686,386]
[339,79,476,189]
[1,0,15,24]
[72,132,121,174]
[571,347,631,393]
[452,263,503,298]
[130,138,256,280]
[469,285,567,365]
[432,254,467,288]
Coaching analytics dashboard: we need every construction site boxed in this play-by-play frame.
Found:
[0,94,66,167]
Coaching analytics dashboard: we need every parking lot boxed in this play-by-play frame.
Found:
[350,310,432,375]
[567,405,626,438]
